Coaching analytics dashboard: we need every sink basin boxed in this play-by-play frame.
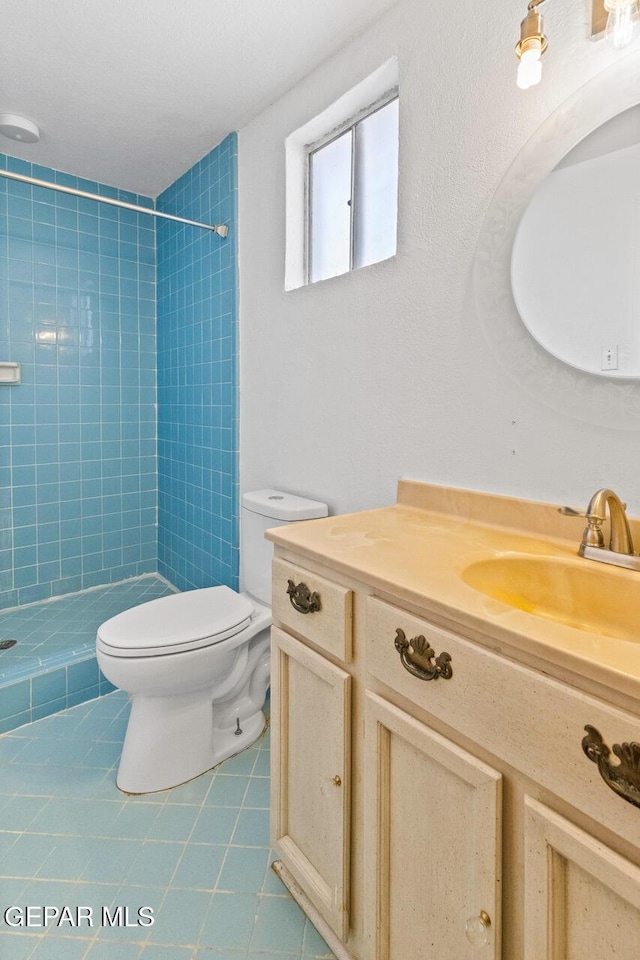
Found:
[461,554,639,641]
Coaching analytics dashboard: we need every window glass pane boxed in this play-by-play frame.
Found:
[309,130,352,283]
[353,98,399,270]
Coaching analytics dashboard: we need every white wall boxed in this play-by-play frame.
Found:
[238,0,640,518]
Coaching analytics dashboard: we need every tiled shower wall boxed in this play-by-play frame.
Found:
[0,138,238,612]
[156,135,239,592]
[0,156,157,610]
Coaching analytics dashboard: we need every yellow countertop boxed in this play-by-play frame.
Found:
[266,481,640,705]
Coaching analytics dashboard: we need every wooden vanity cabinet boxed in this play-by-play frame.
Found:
[270,557,354,942]
[363,692,502,960]
[270,625,352,940]
[523,797,640,960]
[270,548,640,960]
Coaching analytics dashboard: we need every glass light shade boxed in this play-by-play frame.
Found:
[605,1,638,47]
[517,42,543,90]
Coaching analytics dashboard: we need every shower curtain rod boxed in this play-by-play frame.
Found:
[0,167,229,237]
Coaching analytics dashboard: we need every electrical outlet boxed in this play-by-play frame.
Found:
[601,345,618,371]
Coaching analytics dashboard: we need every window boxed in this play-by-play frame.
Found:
[284,59,399,292]
[307,95,399,284]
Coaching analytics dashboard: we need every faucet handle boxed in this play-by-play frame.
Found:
[559,502,627,519]
[559,506,605,548]
[558,506,588,518]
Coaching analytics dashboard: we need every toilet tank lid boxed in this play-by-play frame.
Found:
[242,489,328,521]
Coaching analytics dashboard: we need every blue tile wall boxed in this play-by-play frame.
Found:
[0,156,158,609]
[156,135,239,592]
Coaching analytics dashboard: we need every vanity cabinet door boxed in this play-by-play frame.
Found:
[364,692,502,960]
[271,626,351,940]
[524,797,640,960]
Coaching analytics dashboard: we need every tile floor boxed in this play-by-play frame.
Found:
[0,577,178,733]
[0,577,177,682]
[0,692,335,960]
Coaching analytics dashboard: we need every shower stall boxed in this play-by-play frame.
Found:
[0,134,239,731]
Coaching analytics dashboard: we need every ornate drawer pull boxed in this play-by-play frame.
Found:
[582,725,640,809]
[286,579,322,615]
[393,629,453,682]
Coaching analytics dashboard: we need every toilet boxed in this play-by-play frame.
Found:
[96,490,328,793]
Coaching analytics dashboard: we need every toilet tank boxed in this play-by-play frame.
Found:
[241,489,329,605]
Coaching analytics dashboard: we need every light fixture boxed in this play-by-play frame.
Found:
[603,0,639,47]
[0,114,40,143]
[515,0,548,90]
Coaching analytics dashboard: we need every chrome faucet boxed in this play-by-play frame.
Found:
[559,488,639,572]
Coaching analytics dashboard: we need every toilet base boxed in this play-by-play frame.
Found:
[100,607,272,794]
[116,698,267,794]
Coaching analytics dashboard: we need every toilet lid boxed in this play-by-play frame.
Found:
[96,586,254,657]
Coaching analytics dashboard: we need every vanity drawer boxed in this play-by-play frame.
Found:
[366,595,640,843]
[272,557,353,662]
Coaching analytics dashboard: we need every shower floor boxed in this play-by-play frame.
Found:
[0,575,177,734]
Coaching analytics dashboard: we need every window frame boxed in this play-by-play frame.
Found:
[305,88,399,285]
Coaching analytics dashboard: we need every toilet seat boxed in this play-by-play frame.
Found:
[96,586,254,658]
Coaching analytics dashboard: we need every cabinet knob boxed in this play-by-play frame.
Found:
[286,579,322,615]
[465,910,491,946]
[331,774,342,787]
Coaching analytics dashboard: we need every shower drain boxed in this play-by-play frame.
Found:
[0,639,17,650]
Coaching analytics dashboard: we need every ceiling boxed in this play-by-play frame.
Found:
[0,0,398,198]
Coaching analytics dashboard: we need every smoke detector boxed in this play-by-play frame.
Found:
[0,115,40,143]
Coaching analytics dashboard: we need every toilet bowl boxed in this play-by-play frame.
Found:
[97,587,271,793]
[96,490,328,793]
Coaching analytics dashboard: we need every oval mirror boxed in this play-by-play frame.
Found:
[511,105,640,379]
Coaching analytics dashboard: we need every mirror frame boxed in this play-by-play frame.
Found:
[474,55,640,427]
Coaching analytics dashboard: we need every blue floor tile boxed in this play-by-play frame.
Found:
[250,894,307,954]
[218,846,271,894]
[0,576,177,731]
[171,843,226,890]
[199,892,260,951]
[0,670,335,958]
